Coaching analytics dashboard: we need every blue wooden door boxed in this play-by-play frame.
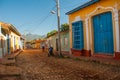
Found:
[93,12,114,54]
[72,21,84,50]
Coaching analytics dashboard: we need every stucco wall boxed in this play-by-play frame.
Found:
[119,10,120,51]
[68,0,120,54]
[60,31,70,52]
[10,31,20,52]
[46,31,70,52]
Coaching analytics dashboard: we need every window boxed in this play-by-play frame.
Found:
[64,37,68,46]
[72,21,84,50]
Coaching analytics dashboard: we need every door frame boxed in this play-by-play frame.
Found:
[84,6,120,56]
[92,11,114,54]
[90,11,115,55]
[56,39,58,51]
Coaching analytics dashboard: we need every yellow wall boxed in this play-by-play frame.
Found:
[68,0,120,54]
[10,31,20,52]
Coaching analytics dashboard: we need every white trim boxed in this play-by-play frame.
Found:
[114,8,120,52]
[86,5,120,53]
[75,16,82,21]
[86,6,115,17]
[0,26,1,35]
[72,16,82,23]
[85,18,90,50]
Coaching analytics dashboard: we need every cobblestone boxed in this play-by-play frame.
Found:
[6,49,120,80]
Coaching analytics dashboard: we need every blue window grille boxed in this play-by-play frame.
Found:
[72,21,84,50]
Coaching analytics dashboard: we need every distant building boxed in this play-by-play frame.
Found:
[35,39,41,49]
[28,39,46,49]
[46,30,70,56]
[66,0,120,59]
[26,41,32,49]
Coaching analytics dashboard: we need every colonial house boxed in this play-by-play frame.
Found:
[66,0,120,59]
[46,30,70,55]
[0,22,21,59]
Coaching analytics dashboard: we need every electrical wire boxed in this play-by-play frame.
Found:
[29,13,52,33]
[20,0,88,35]
[28,5,56,33]
[18,5,56,34]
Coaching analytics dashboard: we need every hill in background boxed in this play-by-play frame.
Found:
[22,33,46,41]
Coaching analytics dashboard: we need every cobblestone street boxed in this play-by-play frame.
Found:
[1,0,120,80]
[8,49,119,80]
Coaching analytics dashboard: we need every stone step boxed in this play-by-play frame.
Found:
[1,59,15,65]
[0,76,21,80]
[0,65,22,76]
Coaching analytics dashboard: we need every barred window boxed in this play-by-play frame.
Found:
[72,21,84,50]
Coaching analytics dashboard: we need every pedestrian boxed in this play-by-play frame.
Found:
[42,45,45,52]
[48,46,54,57]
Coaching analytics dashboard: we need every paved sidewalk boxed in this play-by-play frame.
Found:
[54,52,120,67]
[70,55,120,67]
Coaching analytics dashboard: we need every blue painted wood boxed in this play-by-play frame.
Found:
[93,12,114,54]
[72,21,84,50]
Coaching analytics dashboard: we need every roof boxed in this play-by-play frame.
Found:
[10,24,21,36]
[0,22,9,33]
[66,0,100,15]
[0,22,21,36]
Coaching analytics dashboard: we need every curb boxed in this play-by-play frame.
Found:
[70,55,120,67]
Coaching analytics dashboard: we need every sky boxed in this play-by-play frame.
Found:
[0,0,89,35]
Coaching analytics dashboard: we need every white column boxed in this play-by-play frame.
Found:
[0,26,2,58]
[114,8,120,52]
[85,18,90,50]
[0,25,1,35]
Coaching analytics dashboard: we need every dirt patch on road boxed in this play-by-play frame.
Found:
[15,49,120,80]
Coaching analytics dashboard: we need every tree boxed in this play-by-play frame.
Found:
[61,23,69,32]
[47,30,57,37]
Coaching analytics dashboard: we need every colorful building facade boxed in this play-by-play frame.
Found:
[0,22,21,58]
[66,0,120,59]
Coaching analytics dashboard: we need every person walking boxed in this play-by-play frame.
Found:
[48,46,54,57]
[42,44,45,52]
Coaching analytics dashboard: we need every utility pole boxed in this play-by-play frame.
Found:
[56,0,62,57]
